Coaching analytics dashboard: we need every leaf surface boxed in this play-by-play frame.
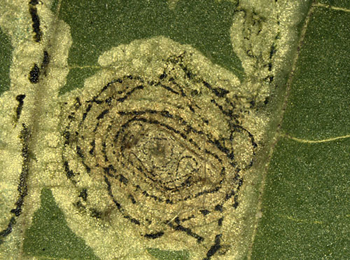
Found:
[1,1,349,259]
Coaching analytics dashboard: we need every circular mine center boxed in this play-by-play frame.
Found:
[126,129,199,191]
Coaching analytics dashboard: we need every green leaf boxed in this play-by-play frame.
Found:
[251,138,350,259]
[282,7,350,140]
[23,188,98,259]
[58,0,243,93]
[1,0,349,259]
[0,28,12,93]
[251,3,350,259]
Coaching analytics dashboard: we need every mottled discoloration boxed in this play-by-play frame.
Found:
[0,0,308,258]
[58,37,266,259]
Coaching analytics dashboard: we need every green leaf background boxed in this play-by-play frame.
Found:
[1,0,350,259]
[252,3,350,259]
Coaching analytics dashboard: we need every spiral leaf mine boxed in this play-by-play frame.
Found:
[0,0,312,258]
[58,37,267,259]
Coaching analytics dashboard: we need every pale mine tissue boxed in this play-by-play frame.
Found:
[0,1,305,259]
